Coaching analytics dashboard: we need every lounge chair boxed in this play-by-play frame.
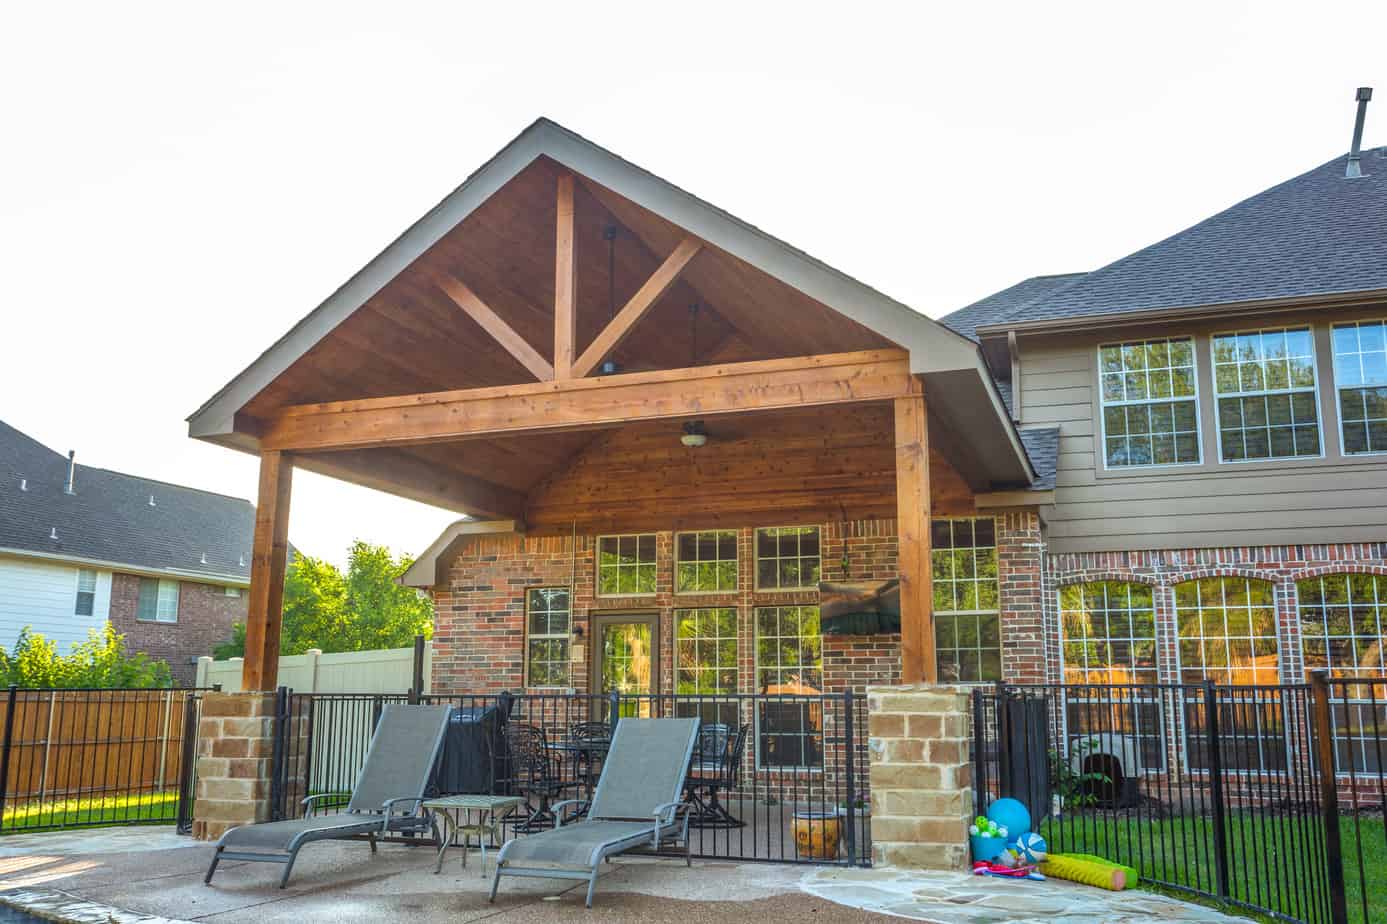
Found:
[488,716,700,908]
[204,703,453,888]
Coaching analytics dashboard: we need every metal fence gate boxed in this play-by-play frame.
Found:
[271,689,871,866]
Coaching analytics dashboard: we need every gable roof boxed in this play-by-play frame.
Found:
[0,420,254,583]
[939,273,1087,341]
[188,117,1036,490]
[960,149,1387,336]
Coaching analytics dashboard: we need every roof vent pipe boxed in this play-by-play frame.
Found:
[149,495,156,507]
[200,552,208,565]
[1347,87,1373,178]
[49,527,58,541]
[19,478,26,492]
[64,451,76,495]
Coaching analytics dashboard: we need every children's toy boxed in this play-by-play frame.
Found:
[1063,853,1138,885]
[972,857,1045,881]
[968,815,1010,862]
[985,798,1031,845]
[1038,853,1134,891]
[1014,831,1047,863]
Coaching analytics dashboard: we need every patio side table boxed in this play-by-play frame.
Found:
[424,794,524,876]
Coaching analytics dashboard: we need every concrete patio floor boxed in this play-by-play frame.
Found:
[0,827,1250,923]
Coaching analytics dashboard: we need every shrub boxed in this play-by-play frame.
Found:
[0,626,173,689]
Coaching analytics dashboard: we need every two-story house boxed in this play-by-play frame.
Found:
[0,419,253,684]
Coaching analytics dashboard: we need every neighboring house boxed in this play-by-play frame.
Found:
[0,419,252,684]
[188,101,1385,772]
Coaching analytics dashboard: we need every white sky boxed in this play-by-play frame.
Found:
[2,2,1384,567]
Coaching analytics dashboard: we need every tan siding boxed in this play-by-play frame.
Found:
[1014,303,1387,553]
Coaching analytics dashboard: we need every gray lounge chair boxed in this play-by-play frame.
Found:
[204,703,453,888]
[488,716,699,908]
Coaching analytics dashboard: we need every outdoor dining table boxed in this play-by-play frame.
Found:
[424,793,525,876]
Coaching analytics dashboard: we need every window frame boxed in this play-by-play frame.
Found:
[1331,319,1387,458]
[752,604,824,770]
[674,530,739,595]
[673,606,739,696]
[595,534,658,598]
[753,526,822,592]
[1096,336,1204,471]
[524,586,572,689]
[136,578,179,624]
[1211,325,1324,464]
[931,517,1001,682]
[74,569,97,617]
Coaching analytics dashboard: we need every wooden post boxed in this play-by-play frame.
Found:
[554,173,577,379]
[894,380,937,683]
[243,450,293,691]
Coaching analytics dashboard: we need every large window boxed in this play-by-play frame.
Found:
[674,607,739,726]
[754,527,821,591]
[1332,320,1387,455]
[525,587,571,687]
[1298,574,1387,773]
[1175,577,1283,773]
[754,605,822,768]
[675,531,738,594]
[596,534,657,596]
[74,569,96,617]
[1099,337,1200,467]
[932,518,1000,681]
[136,579,179,623]
[1213,327,1320,461]
[1058,581,1163,772]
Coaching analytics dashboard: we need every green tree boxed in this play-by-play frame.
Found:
[0,626,173,688]
[214,541,432,658]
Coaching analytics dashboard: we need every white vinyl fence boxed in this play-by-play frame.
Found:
[195,643,432,694]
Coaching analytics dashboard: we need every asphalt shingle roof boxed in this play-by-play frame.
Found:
[947,149,1387,335]
[1017,428,1060,491]
[0,420,254,582]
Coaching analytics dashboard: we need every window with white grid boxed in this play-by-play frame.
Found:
[74,569,96,617]
[931,518,1000,682]
[754,527,821,591]
[675,607,738,695]
[1213,327,1321,461]
[596,534,657,596]
[1332,320,1387,455]
[525,587,571,687]
[136,578,178,623]
[675,531,738,594]
[754,606,822,768]
[1098,337,1200,467]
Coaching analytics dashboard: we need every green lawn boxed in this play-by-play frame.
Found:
[2,790,179,832]
[1039,813,1385,924]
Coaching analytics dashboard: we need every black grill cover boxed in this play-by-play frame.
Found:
[429,701,511,796]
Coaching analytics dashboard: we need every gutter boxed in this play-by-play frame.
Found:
[0,547,250,587]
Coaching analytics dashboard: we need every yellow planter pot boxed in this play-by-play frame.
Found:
[793,810,841,859]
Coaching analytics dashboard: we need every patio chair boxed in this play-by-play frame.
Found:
[685,722,749,828]
[500,722,572,832]
[204,703,452,888]
[488,717,700,908]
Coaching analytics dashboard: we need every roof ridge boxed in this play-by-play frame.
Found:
[75,464,254,506]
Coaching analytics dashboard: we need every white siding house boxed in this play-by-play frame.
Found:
[0,554,111,652]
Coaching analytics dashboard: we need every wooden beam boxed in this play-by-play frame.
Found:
[433,271,554,382]
[261,349,912,453]
[571,236,703,378]
[554,174,577,379]
[295,448,526,519]
[242,450,293,691]
[894,380,937,684]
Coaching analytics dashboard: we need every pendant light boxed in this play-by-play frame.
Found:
[680,304,708,448]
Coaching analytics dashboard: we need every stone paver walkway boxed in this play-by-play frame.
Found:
[801,868,1247,924]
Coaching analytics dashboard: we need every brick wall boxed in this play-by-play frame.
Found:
[109,575,247,686]
[996,510,1046,683]
[1044,541,1387,684]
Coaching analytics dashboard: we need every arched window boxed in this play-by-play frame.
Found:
[1297,573,1387,678]
[1173,577,1279,685]
[1059,582,1158,684]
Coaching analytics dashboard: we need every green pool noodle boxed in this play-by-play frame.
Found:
[1039,854,1133,891]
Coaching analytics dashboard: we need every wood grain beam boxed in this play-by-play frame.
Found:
[242,450,292,691]
[554,174,577,378]
[572,236,703,378]
[261,349,911,453]
[295,447,526,519]
[432,271,554,381]
[894,380,937,684]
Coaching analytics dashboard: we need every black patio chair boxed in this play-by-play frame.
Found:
[500,722,573,832]
[684,722,749,828]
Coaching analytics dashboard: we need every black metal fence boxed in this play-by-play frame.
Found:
[270,689,871,866]
[973,673,1386,924]
[0,686,212,834]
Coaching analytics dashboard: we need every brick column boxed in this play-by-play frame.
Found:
[191,691,277,841]
[996,510,1046,683]
[866,684,973,870]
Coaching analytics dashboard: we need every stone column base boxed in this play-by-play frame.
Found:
[191,691,276,841]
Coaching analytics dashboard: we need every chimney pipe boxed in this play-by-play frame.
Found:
[64,451,76,495]
[1347,87,1373,178]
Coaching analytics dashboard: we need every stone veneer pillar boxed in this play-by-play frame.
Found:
[191,691,277,841]
[866,684,973,869]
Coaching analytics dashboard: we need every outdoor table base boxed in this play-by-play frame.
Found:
[424,795,524,877]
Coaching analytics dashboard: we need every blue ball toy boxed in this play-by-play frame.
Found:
[986,798,1032,842]
[1015,831,1048,863]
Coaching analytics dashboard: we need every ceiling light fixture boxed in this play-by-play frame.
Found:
[681,420,708,448]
